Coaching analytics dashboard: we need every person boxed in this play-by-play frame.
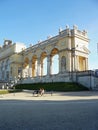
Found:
[33,88,44,96]
[33,90,39,96]
[40,88,44,96]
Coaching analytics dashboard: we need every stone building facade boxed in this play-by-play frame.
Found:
[0,40,26,81]
[0,25,90,84]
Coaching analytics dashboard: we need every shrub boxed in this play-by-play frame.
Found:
[15,82,89,92]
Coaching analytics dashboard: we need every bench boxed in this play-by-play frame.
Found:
[32,90,53,96]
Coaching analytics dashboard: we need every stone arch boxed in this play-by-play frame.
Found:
[51,48,58,57]
[61,56,66,72]
[40,52,47,76]
[50,48,59,74]
[32,55,37,77]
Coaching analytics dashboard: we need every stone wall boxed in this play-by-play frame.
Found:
[20,70,98,90]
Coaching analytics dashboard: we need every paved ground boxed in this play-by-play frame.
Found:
[0,91,98,130]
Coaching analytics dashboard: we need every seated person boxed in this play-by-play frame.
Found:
[33,88,44,96]
[39,88,44,96]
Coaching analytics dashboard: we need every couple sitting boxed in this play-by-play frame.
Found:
[33,88,45,96]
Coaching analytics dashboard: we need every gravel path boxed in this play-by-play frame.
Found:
[0,91,98,130]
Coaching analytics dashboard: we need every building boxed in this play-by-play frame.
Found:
[0,25,90,84]
[0,40,26,81]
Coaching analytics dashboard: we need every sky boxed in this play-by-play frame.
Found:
[0,0,98,70]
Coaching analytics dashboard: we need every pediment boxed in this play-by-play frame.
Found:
[82,46,90,53]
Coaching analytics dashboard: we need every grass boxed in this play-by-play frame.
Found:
[0,90,9,94]
[14,82,89,92]
[0,89,22,95]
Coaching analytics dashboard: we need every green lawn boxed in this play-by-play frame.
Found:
[0,89,22,95]
[0,90,9,94]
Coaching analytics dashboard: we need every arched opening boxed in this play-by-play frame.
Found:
[23,57,29,78]
[51,48,59,74]
[41,52,47,76]
[32,55,37,77]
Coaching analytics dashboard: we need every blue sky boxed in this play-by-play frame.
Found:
[0,0,98,69]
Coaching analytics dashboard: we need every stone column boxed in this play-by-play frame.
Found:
[76,56,79,71]
[21,64,24,78]
[72,56,75,71]
[59,54,61,73]
[74,55,78,71]
[69,52,72,72]
[73,54,78,71]
[29,60,32,77]
[66,51,72,72]
[47,55,51,76]
[41,62,43,76]
[57,52,60,74]
[22,63,26,78]
[71,50,75,72]
[85,58,88,70]
[37,58,41,76]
